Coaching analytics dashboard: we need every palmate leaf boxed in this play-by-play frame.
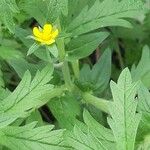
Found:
[0,122,70,150]
[0,65,55,128]
[107,68,141,150]
[0,0,19,33]
[66,110,116,150]
[66,0,144,36]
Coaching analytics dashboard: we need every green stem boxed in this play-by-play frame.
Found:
[62,61,73,89]
[46,48,52,64]
[71,60,80,79]
[57,38,72,89]
[82,92,110,114]
[56,18,73,90]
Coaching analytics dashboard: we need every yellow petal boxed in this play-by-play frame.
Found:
[35,37,55,45]
[52,29,59,38]
[33,27,42,38]
[43,24,52,35]
[44,39,55,45]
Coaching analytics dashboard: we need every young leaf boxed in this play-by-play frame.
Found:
[0,65,55,128]
[77,48,111,93]
[66,0,144,36]
[66,32,109,61]
[0,122,70,150]
[107,68,141,150]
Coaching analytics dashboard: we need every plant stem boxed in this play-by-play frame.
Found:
[82,92,110,114]
[57,38,72,89]
[56,18,73,90]
[71,60,80,79]
[46,48,52,64]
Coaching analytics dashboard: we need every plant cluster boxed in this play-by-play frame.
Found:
[0,0,150,150]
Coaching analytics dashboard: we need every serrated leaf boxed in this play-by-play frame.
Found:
[0,122,70,150]
[66,110,116,150]
[0,65,55,128]
[66,0,144,36]
[66,32,109,61]
[107,68,141,150]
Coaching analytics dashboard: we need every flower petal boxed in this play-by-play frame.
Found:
[33,27,42,38]
[43,24,52,35]
[44,39,55,45]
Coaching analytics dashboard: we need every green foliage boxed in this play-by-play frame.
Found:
[0,65,54,128]
[0,0,149,150]
[131,45,150,88]
[48,93,81,130]
[0,0,19,33]
[0,122,69,150]
[66,110,115,150]
[66,0,144,36]
[66,32,109,61]
[21,0,68,25]
[108,68,141,150]
[77,48,111,93]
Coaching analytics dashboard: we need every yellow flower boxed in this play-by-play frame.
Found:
[33,23,59,45]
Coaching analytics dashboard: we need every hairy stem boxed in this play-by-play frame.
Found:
[82,92,110,114]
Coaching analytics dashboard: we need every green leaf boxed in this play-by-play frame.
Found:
[22,0,68,25]
[0,122,70,150]
[48,93,81,130]
[138,83,150,113]
[131,45,150,88]
[107,68,141,150]
[0,65,55,128]
[26,110,44,126]
[0,46,23,60]
[66,0,144,36]
[83,110,114,142]
[8,58,44,78]
[66,110,116,150]
[0,68,4,88]
[66,32,109,61]
[47,44,59,58]
[0,0,19,33]
[27,43,40,56]
[77,48,111,93]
